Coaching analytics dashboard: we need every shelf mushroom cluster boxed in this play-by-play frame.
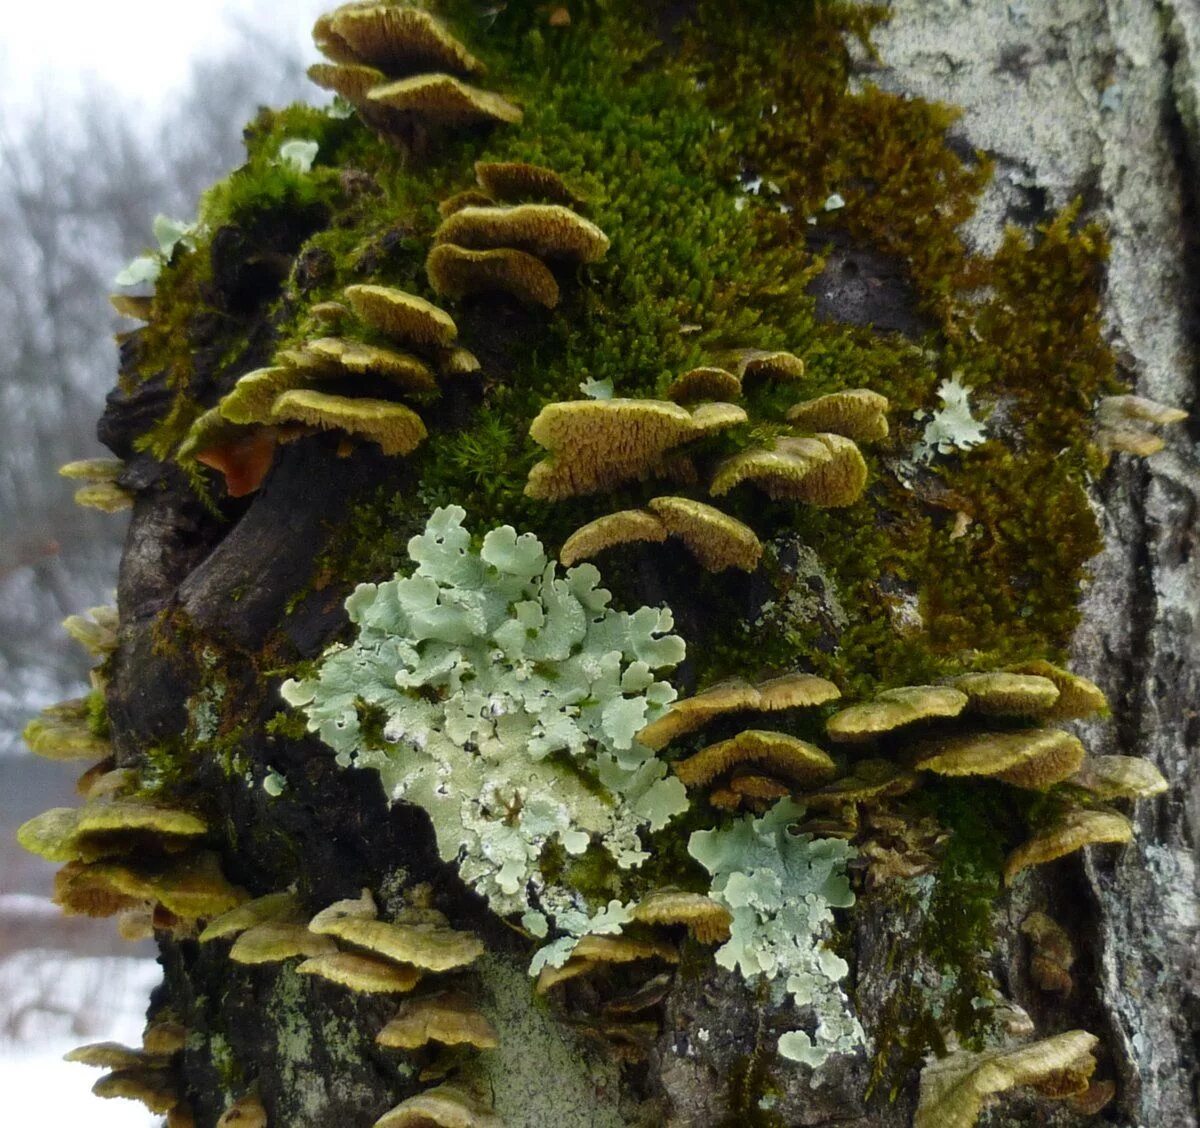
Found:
[307,3,522,140]
[428,162,609,309]
[59,456,133,513]
[182,283,474,496]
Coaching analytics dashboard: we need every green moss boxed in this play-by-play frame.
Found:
[721,1051,785,1128]
[85,688,111,740]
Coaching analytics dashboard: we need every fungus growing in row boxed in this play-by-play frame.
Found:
[438,188,495,216]
[797,759,920,810]
[826,685,968,743]
[229,922,338,965]
[474,159,581,206]
[92,1068,181,1115]
[299,337,439,393]
[636,672,839,751]
[630,890,733,943]
[434,204,610,262]
[1070,755,1169,800]
[373,1084,503,1128]
[526,398,746,500]
[1004,808,1133,885]
[308,911,485,973]
[59,457,125,483]
[109,293,153,320]
[65,1042,172,1071]
[785,389,890,442]
[733,348,806,386]
[321,5,483,76]
[426,243,561,308]
[368,74,523,126]
[911,729,1086,790]
[296,951,423,994]
[376,992,499,1050]
[22,712,111,762]
[673,729,837,790]
[1006,660,1108,719]
[536,934,679,994]
[18,799,207,863]
[949,672,1061,717]
[307,60,388,105]
[142,1019,188,1056]
[344,284,459,349]
[647,496,763,572]
[62,604,118,655]
[665,366,742,405]
[914,1029,1099,1128]
[216,1094,268,1128]
[270,390,428,455]
[1020,911,1075,994]
[709,435,830,498]
[1095,393,1188,460]
[199,891,306,942]
[71,476,134,513]
[218,367,305,426]
[559,509,669,566]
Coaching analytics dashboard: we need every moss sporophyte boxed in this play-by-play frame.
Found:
[22,1,1184,1124]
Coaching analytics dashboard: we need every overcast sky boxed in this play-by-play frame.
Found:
[0,1,330,115]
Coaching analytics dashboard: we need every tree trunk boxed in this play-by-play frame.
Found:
[52,2,1200,1126]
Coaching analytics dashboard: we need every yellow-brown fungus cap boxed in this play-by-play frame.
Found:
[307,887,379,930]
[368,74,522,126]
[1020,910,1075,994]
[1071,755,1169,800]
[18,801,206,863]
[674,730,836,788]
[735,349,805,385]
[92,1069,180,1114]
[571,933,679,965]
[59,458,124,482]
[219,367,305,426]
[915,1030,1098,1128]
[434,203,609,262]
[312,9,363,65]
[73,481,133,513]
[110,294,153,320]
[216,1094,268,1128]
[630,890,732,944]
[200,891,306,942]
[827,685,967,743]
[271,390,427,456]
[230,922,338,965]
[22,715,110,762]
[781,432,868,507]
[309,915,484,973]
[327,5,483,76]
[65,1042,171,1070]
[62,604,118,655]
[1004,809,1133,885]
[636,678,761,751]
[912,728,1085,790]
[142,1020,188,1056]
[728,772,792,802]
[800,759,919,809]
[1005,660,1108,720]
[426,243,561,308]
[786,389,889,442]
[559,510,668,566]
[535,957,601,993]
[54,852,246,921]
[438,188,496,217]
[376,992,499,1050]
[755,672,842,712]
[298,337,439,393]
[307,60,387,104]
[344,283,458,348]
[373,1084,503,1128]
[475,159,580,206]
[297,951,422,993]
[709,435,832,499]
[950,672,1061,717]
[527,398,746,500]
[646,496,762,573]
[665,366,742,405]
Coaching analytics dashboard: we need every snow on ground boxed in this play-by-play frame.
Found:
[0,947,163,1125]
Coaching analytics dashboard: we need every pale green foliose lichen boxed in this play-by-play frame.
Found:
[912,376,988,463]
[281,506,689,924]
[688,799,865,1072]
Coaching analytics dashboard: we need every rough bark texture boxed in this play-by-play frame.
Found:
[70,2,1200,1126]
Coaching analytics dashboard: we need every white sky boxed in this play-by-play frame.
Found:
[0,0,330,114]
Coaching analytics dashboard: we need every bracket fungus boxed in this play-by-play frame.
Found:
[559,509,670,566]
[673,729,837,789]
[1071,754,1169,800]
[826,685,968,743]
[296,951,424,994]
[18,799,207,864]
[199,890,306,942]
[949,671,1061,717]
[373,1084,503,1128]
[1006,660,1108,719]
[1004,808,1133,885]
[914,1030,1099,1128]
[216,1094,269,1128]
[630,890,733,944]
[664,366,743,404]
[308,912,484,973]
[376,992,499,1050]
[320,5,482,77]
[911,728,1086,790]
[299,337,439,393]
[65,1042,173,1071]
[92,1068,181,1115]
[785,388,890,442]
[368,75,522,127]
[60,455,131,512]
[270,389,428,455]
[426,243,561,308]
[474,159,581,206]
[526,398,746,499]
[344,284,458,349]
[434,204,610,263]
[23,711,110,762]
[61,604,118,655]
[1021,911,1076,994]
[710,434,856,502]
[733,348,806,386]
[1095,393,1188,460]
[229,922,339,965]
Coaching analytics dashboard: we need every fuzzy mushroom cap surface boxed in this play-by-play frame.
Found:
[200,891,306,942]
[801,759,920,808]
[630,890,733,943]
[65,1042,171,1071]
[755,672,842,711]
[216,1094,268,1128]
[709,435,832,498]
[426,243,561,308]
[309,915,484,972]
[229,922,339,965]
[142,1020,188,1056]
[270,390,428,456]
[218,367,305,425]
[674,730,837,788]
[434,203,609,262]
[474,159,579,205]
[780,432,868,506]
[326,4,483,76]
[18,800,207,864]
[62,605,118,655]
[826,685,969,743]
[786,388,890,442]
[1004,809,1133,885]
[59,457,125,482]
[914,1030,1099,1128]
[665,366,742,404]
[296,951,423,993]
[298,337,439,393]
[636,678,761,750]
[73,481,134,512]
[950,672,1061,716]
[1071,755,1169,799]
[92,1068,180,1114]
[559,509,668,565]
[22,714,111,761]
[571,933,680,965]
[735,349,806,384]
[376,992,499,1050]
[344,283,458,347]
[368,74,523,126]
[526,398,746,499]
[307,60,387,104]
[1006,660,1108,719]
[912,728,1086,789]
[646,495,763,572]
[373,1084,503,1128]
